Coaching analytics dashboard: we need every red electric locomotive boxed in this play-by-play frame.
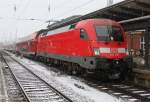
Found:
[17,19,132,80]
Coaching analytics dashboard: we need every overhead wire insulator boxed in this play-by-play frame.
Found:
[48,0,51,25]
[14,5,17,12]
[48,7,50,12]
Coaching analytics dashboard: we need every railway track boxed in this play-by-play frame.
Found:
[1,52,73,102]
[30,54,150,102]
[0,53,27,102]
[83,78,150,102]
[4,51,150,102]
[25,55,150,102]
[1,61,26,102]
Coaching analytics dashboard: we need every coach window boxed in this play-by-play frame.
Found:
[80,29,88,40]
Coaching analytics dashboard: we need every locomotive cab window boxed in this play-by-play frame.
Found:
[69,24,76,29]
[95,25,123,42]
[80,29,88,40]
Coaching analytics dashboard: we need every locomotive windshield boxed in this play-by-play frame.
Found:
[95,25,123,42]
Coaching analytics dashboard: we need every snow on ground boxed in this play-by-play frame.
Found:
[55,76,120,102]
[9,53,124,102]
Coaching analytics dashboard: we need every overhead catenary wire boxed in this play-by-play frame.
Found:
[44,0,74,23]
[4,0,96,27]
[0,0,48,44]
[48,0,51,25]
[17,0,31,19]
[55,0,75,9]
[2,0,98,44]
[56,0,94,18]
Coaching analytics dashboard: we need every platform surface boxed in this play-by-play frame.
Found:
[0,62,8,102]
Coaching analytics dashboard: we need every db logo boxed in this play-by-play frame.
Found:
[111,48,118,53]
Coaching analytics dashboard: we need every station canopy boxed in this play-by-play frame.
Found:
[48,0,150,31]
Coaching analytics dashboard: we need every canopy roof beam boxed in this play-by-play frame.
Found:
[108,10,137,19]
[120,6,146,16]
[135,1,150,11]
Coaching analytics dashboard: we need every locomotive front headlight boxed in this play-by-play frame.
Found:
[125,48,129,55]
[94,48,100,55]
[99,48,110,53]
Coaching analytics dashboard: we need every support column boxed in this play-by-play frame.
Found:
[131,32,134,55]
[144,28,150,68]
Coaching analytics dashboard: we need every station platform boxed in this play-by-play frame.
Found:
[128,56,150,88]
[0,61,8,102]
[132,68,150,88]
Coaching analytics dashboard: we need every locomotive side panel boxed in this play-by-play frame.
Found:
[36,28,94,68]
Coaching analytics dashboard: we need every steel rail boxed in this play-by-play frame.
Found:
[2,52,73,102]
[1,53,31,102]
[83,78,150,102]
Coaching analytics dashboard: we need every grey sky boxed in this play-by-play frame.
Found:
[0,0,123,44]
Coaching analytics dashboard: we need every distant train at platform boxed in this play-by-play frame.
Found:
[16,19,132,80]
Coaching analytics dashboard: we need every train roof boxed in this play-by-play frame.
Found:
[76,19,119,24]
[46,19,120,32]
[17,32,37,43]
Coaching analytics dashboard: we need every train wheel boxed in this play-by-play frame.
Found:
[119,62,130,81]
[66,65,72,75]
